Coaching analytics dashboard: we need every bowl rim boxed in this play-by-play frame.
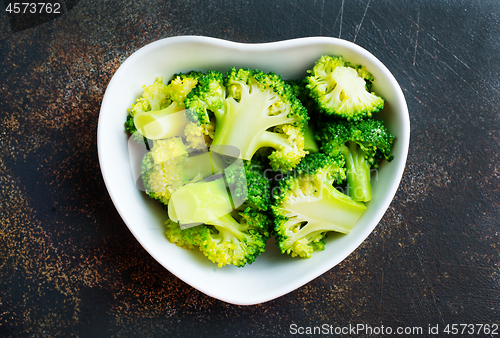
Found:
[97,35,410,305]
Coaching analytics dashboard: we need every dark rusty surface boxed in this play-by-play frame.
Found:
[0,0,499,336]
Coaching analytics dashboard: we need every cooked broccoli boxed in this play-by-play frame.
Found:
[272,153,366,258]
[140,136,230,207]
[182,150,225,182]
[167,71,204,105]
[344,62,375,91]
[125,72,208,146]
[166,158,272,267]
[126,58,398,268]
[306,55,384,121]
[168,71,213,150]
[125,77,171,143]
[185,68,309,170]
[140,137,190,206]
[130,77,172,114]
[164,218,209,251]
[316,118,395,202]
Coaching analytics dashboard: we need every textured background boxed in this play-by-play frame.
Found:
[1,0,499,337]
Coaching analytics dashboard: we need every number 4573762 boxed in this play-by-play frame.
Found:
[5,2,62,14]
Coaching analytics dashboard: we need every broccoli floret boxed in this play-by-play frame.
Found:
[183,121,208,150]
[184,70,225,125]
[271,153,366,258]
[344,62,375,91]
[200,208,270,267]
[166,158,272,267]
[125,77,172,143]
[306,55,384,121]
[185,68,309,171]
[167,71,204,105]
[316,119,395,202]
[140,137,232,208]
[165,218,210,251]
[131,76,172,115]
[125,72,207,145]
[166,71,213,150]
[140,137,190,206]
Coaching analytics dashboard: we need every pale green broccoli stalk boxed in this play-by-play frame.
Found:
[125,77,172,143]
[344,62,375,91]
[166,158,272,267]
[201,208,270,267]
[133,102,189,140]
[316,119,395,202]
[168,176,236,225]
[272,153,366,258]
[182,151,226,182]
[185,68,309,171]
[306,55,384,121]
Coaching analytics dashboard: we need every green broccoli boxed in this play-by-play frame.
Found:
[140,136,230,207]
[164,218,209,251]
[166,158,272,267]
[306,55,384,121]
[167,71,204,105]
[140,137,190,206]
[185,68,309,171]
[127,59,397,268]
[344,62,375,91]
[125,76,171,143]
[316,118,395,202]
[182,150,226,182]
[125,72,207,146]
[271,153,366,258]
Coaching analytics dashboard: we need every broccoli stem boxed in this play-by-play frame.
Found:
[133,102,188,140]
[342,141,372,202]
[205,213,246,243]
[282,184,366,249]
[183,151,225,181]
[210,84,296,160]
[168,177,233,226]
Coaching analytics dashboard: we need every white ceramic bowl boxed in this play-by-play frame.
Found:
[97,36,410,305]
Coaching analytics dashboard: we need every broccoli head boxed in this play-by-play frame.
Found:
[185,68,309,170]
[272,153,366,258]
[306,55,384,121]
[316,118,395,202]
[166,158,272,267]
[164,218,210,251]
[140,137,190,206]
[125,72,208,147]
[125,77,172,143]
[167,71,204,105]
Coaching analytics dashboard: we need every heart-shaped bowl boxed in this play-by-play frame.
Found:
[97,36,409,305]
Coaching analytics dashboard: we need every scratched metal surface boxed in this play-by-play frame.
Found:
[0,0,499,336]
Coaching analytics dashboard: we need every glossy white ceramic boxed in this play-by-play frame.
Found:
[97,36,409,305]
